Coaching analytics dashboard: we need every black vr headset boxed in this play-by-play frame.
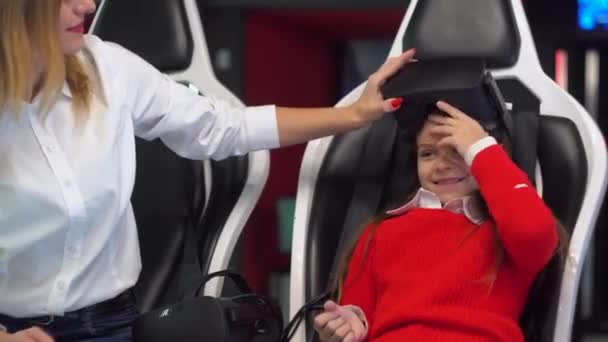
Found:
[133,271,283,342]
[381,59,512,139]
[133,269,326,342]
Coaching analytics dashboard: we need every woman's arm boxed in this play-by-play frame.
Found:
[94,36,414,160]
[276,51,414,147]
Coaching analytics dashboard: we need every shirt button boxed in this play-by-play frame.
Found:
[46,145,55,153]
[64,180,72,188]
[67,246,77,255]
[57,281,66,291]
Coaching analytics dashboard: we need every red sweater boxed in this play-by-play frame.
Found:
[340,145,558,342]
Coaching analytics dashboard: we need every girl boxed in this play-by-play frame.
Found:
[0,0,413,340]
[313,101,564,342]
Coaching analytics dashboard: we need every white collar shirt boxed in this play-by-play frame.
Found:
[0,35,279,317]
[386,188,487,225]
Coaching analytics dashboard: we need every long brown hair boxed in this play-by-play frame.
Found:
[0,0,92,115]
[331,120,422,301]
[331,111,569,302]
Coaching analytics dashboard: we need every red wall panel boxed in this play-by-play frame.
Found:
[242,9,403,294]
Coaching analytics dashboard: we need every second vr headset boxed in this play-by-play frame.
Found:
[381,59,512,138]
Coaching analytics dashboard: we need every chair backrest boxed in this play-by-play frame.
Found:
[289,1,607,341]
[90,0,270,312]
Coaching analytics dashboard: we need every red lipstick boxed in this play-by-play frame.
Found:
[67,23,85,34]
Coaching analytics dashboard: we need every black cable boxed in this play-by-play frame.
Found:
[280,293,330,342]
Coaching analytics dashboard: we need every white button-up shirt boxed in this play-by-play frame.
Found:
[0,35,279,318]
[386,188,486,224]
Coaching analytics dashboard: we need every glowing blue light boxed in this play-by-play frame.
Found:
[578,0,608,30]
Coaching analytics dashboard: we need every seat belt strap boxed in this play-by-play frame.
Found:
[327,115,398,290]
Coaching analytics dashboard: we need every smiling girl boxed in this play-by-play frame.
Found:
[313,101,565,342]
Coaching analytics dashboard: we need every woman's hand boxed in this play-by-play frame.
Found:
[0,327,54,342]
[351,49,417,123]
[314,301,367,342]
[427,100,489,156]
[275,49,415,147]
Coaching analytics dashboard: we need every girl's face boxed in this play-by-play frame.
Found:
[416,117,479,204]
[58,0,96,55]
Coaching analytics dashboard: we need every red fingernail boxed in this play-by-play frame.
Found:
[391,98,404,108]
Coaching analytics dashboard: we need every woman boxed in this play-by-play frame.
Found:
[313,101,566,341]
[0,0,414,340]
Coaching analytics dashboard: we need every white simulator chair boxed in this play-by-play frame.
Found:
[289,0,608,341]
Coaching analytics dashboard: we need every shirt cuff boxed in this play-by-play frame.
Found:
[244,105,280,151]
[343,305,369,333]
[464,136,498,167]
[0,323,6,332]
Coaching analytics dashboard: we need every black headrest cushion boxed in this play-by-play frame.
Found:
[93,0,193,72]
[403,0,520,68]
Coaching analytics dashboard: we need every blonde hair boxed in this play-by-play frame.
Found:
[0,0,92,115]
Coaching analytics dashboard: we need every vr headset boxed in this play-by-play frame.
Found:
[133,270,283,342]
[133,269,328,342]
[381,59,512,138]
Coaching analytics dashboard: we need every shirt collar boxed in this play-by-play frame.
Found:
[386,188,486,225]
[61,82,73,98]
[27,82,73,108]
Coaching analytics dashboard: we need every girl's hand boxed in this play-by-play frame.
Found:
[313,301,367,342]
[427,100,489,156]
[351,49,417,123]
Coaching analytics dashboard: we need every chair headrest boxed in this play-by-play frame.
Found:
[93,0,193,71]
[381,59,512,137]
[403,0,520,68]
